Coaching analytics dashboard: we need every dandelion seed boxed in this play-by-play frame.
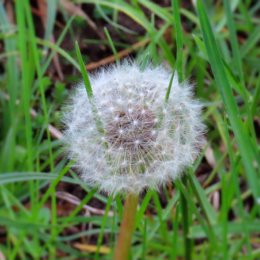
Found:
[134,139,141,146]
[128,108,133,114]
[114,116,120,122]
[151,130,157,136]
[118,129,124,135]
[132,120,139,126]
[63,60,205,194]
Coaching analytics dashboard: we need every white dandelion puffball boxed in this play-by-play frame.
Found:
[63,61,205,194]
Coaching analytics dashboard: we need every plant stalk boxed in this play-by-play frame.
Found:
[181,176,192,260]
[114,193,139,260]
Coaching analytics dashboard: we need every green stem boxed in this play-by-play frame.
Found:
[180,176,192,260]
[114,193,139,260]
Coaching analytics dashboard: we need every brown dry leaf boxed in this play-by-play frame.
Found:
[36,0,47,25]
[74,243,111,254]
[86,38,150,70]
[205,145,216,168]
[6,0,15,24]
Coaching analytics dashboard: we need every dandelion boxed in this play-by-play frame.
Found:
[63,59,205,260]
[63,60,205,195]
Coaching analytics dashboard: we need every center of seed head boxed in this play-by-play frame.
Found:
[106,106,158,151]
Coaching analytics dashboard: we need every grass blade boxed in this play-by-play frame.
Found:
[196,0,260,204]
[171,0,184,81]
[75,41,93,99]
[223,0,244,83]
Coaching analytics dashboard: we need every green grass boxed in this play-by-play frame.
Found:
[0,0,260,259]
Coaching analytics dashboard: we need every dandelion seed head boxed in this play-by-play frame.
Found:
[63,60,205,194]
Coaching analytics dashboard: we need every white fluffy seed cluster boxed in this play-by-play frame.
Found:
[63,61,205,194]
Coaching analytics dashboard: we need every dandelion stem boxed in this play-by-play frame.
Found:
[180,176,192,260]
[114,193,139,260]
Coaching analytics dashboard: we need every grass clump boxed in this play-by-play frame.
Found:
[0,1,259,259]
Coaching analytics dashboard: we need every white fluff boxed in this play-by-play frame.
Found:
[63,61,205,194]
